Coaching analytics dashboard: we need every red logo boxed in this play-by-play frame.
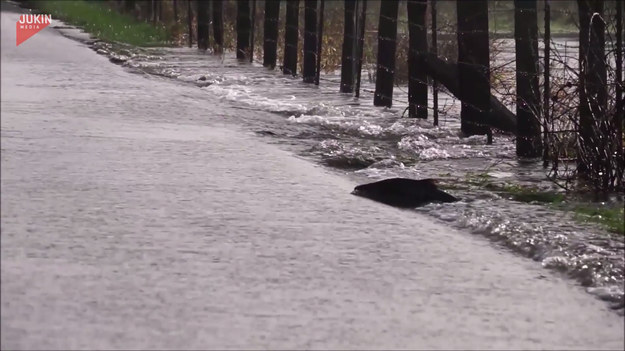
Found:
[16,14,52,46]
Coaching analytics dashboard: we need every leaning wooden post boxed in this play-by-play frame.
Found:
[283,0,300,75]
[340,0,357,93]
[237,0,251,59]
[303,0,318,83]
[407,0,428,118]
[373,0,399,107]
[263,0,280,68]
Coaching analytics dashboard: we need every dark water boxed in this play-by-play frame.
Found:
[1,3,624,349]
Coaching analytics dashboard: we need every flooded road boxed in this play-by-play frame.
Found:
[1,3,624,350]
[98,30,625,307]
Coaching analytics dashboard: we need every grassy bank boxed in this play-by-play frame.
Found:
[24,0,170,46]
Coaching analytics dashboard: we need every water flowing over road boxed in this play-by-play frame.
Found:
[1,3,624,350]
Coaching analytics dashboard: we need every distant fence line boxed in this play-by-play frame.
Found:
[122,0,623,193]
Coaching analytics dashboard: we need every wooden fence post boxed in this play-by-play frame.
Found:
[373,0,399,107]
[315,0,324,85]
[457,0,492,141]
[431,0,439,125]
[303,0,318,83]
[515,0,542,157]
[283,0,300,75]
[197,0,209,50]
[237,0,251,59]
[340,0,356,93]
[264,0,280,68]
[407,0,428,118]
[354,0,367,98]
[212,0,224,53]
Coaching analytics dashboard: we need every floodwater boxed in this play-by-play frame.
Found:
[93,21,624,308]
[1,2,624,350]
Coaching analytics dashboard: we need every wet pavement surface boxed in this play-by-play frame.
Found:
[1,2,624,350]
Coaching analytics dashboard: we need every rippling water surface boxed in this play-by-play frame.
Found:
[85,38,625,309]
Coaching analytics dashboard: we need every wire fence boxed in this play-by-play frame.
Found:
[123,0,623,192]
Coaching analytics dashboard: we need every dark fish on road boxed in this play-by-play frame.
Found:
[351,177,459,208]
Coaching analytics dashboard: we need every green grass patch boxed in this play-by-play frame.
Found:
[489,183,566,204]
[464,172,565,204]
[465,172,493,186]
[573,205,624,235]
[462,172,623,235]
[27,0,170,46]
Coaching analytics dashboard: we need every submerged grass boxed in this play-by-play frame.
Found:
[26,0,169,46]
[461,172,623,236]
[485,183,566,204]
[572,205,625,236]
